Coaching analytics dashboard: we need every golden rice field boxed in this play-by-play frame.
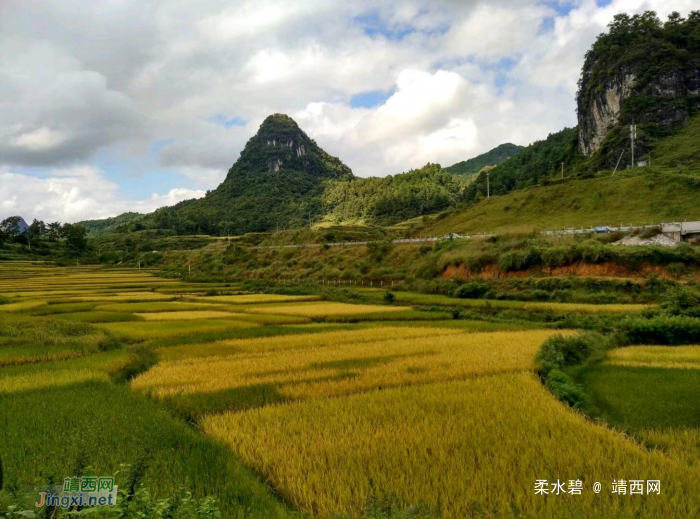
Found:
[136,310,238,321]
[1,261,697,518]
[156,326,465,361]
[133,329,558,399]
[96,318,258,341]
[204,373,699,518]
[606,345,700,369]
[246,301,410,317]
[193,294,321,304]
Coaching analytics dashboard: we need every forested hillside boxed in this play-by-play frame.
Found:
[322,163,463,225]
[578,11,700,168]
[463,128,580,203]
[445,143,523,176]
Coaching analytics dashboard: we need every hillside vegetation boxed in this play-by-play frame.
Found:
[416,170,700,236]
[322,163,463,225]
[444,143,523,176]
[416,111,700,237]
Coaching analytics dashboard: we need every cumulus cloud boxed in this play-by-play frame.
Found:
[0,167,204,223]
[0,0,696,221]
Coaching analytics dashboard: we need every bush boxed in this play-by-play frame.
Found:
[537,332,609,376]
[622,316,700,345]
[383,291,396,303]
[545,369,587,408]
[451,282,490,299]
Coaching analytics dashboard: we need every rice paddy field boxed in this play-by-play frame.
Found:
[1,261,698,518]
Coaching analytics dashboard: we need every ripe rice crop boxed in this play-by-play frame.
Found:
[195,294,321,304]
[136,310,239,321]
[95,301,230,313]
[155,326,465,361]
[0,299,48,312]
[246,302,409,317]
[97,318,256,341]
[134,330,557,399]
[204,373,700,518]
[360,290,651,314]
[606,346,700,369]
[636,428,700,470]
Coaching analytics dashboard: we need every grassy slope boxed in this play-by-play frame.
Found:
[414,114,700,236]
[417,171,700,236]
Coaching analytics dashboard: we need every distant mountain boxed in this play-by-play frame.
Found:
[85,114,354,235]
[445,143,524,176]
[0,216,29,234]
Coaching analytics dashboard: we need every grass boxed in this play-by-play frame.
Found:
[204,373,700,518]
[415,170,700,236]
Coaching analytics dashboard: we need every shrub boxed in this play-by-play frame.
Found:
[622,316,700,345]
[451,282,490,299]
[545,369,587,408]
[383,292,396,303]
[537,332,609,376]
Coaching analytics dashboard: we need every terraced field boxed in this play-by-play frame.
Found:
[1,261,697,518]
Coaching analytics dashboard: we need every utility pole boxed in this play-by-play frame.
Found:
[309,211,312,229]
[630,122,636,168]
[188,260,191,275]
[138,260,141,271]
[561,162,564,179]
[612,150,625,176]
[486,170,490,199]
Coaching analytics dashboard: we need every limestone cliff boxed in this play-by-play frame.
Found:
[576,12,700,166]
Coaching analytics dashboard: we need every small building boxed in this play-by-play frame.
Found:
[661,221,700,243]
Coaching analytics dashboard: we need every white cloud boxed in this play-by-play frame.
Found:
[0,166,204,223]
[0,0,696,220]
[10,127,69,152]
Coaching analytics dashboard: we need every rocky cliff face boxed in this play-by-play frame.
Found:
[577,71,636,156]
[576,12,700,164]
[577,66,699,157]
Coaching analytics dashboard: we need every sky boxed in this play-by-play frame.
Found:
[0,0,696,223]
